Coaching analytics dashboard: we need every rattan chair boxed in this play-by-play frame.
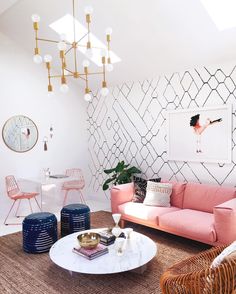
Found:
[160,245,236,294]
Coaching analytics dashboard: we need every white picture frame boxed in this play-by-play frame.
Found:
[167,105,232,163]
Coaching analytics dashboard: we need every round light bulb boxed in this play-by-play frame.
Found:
[86,48,93,58]
[83,59,90,67]
[105,27,113,35]
[100,87,109,97]
[84,93,92,101]
[100,48,107,57]
[60,84,69,93]
[57,41,67,51]
[60,33,67,41]
[106,63,114,72]
[31,14,40,22]
[84,6,93,14]
[44,54,52,63]
[33,54,43,64]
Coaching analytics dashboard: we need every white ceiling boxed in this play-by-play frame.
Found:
[0,0,18,15]
[1,0,236,90]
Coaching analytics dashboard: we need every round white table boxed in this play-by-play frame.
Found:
[49,229,157,275]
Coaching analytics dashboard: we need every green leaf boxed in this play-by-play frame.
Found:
[126,166,142,174]
[115,161,125,173]
[104,167,116,174]
[102,183,109,191]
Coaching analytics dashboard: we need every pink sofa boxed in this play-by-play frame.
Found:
[111,181,236,246]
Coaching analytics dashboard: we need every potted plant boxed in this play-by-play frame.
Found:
[102,160,141,191]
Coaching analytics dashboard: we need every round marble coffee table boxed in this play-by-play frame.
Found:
[49,229,157,274]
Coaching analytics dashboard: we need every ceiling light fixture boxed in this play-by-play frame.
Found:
[31,0,114,101]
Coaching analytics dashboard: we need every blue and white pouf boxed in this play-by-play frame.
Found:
[23,212,58,253]
[61,203,90,237]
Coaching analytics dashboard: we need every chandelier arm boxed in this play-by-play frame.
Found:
[36,37,72,46]
[65,45,74,56]
[81,72,104,76]
[75,33,89,45]
[49,74,74,78]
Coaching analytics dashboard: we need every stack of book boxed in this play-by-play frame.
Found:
[99,230,116,246]
[73,244,108,260]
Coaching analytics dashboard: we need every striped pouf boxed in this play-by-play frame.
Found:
[61,204,90,237]
[23,212,58,253]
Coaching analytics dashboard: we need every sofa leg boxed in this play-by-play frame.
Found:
[120,219,126,228]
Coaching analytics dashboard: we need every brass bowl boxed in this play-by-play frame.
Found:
[77,232,101,250]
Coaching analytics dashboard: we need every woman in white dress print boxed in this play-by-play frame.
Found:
[190,114,222,153]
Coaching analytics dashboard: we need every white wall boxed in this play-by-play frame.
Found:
[0,32,89,219]
[87,61,236,202]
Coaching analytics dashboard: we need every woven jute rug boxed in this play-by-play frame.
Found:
[0,211,210,294]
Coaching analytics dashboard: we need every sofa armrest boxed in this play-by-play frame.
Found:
[213,198,236,244]
[110,182,134,213]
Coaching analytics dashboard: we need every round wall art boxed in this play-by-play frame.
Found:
[2,115,38,152]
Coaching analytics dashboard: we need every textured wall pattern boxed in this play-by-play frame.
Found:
[87,64,236,199]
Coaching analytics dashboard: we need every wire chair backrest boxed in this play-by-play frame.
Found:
[5,175,20,198]
[65,169,85,182]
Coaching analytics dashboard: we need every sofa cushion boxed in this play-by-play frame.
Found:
[159,209,216,243]
[118,202,180,225]
[170,182,186,209]
[144,182,172,207]
[183,183,236,213]
[132,176,161,203]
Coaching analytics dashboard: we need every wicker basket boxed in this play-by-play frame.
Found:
[160,245,236,294]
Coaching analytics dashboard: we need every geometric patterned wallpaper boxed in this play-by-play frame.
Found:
[87,63,236,200]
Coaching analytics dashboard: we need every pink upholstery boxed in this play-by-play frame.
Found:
[214,198,236,244]
[183,183,235,213]
[118,202,180,225]
[110,181,236,245]
[159,209,216,243]
[169,182,186,208]
[111,183,134,213]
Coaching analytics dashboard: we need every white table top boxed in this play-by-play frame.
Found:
[49,229,157,274]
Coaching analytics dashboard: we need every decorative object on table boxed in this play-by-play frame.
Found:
[115,237,125,256]
[31,0,119,101]
[61,203,90,237]
[4,175,41,225]
[73,243,108,260]
[43,168,51,179]
[77,232,101,250]
[160,244,236,294]
[132,176,161,203]
[23,212,58,253]
[62,168,86,205]
[167,104,232,163]
[124,228,133,239]
[102,160,141,191]
[99,230,116,246]
[111,213,122,238]
[49,125,53,138]
[143,182,172,207]
[2,115,38,153]
[43,136,48,151]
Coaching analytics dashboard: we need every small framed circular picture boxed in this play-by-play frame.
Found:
[2,115,38,153]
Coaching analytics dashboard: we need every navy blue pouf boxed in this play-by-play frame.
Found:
[23,212,58,253]
[61,204,90,237]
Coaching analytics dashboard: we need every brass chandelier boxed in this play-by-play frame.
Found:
[32,0,113,101]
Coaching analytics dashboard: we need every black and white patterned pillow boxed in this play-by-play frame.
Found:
[132,176,161,203]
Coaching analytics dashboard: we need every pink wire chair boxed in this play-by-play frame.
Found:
[4,175,41,225]
[62,169,86,206]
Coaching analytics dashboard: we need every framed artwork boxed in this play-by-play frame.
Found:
[2,115,38,153]
[167,105,232,163]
